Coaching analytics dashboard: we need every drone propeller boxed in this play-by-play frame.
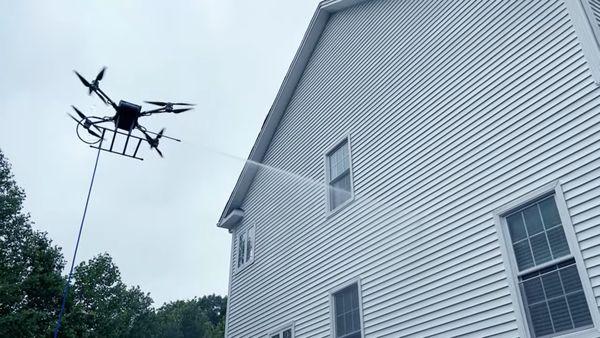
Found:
[67,108,103,139]
[71,105,87,120]
[171,108,193,114]
[95,67,106,82]
[144,101,195,107]
[73,68,109,104]
[74,71,92,94]
[141,128,165,157]
[143,101,195,114]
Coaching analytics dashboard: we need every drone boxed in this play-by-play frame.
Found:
[68,67,193,159]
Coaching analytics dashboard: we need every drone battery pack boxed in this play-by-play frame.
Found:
[116,100,142,131]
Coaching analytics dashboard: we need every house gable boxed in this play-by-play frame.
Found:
[217,0,370,230]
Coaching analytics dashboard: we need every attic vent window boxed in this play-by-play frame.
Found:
[236,225,255,271]
[326,137,354,212]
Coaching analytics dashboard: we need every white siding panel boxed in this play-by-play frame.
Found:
[590,0,600,30]
[226,0,600,336]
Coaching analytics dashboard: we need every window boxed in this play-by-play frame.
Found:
[269,326,293,338]
[326,138,353,211]
[236,225,254,270]
[331,282,362,338]
[500,194,594,337]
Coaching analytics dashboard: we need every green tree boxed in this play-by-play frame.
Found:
[0,148,227,337]
[61,253,154,337]
[0,149,65,337]
[154,295,226,338]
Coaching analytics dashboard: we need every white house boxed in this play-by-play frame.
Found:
[217,0,600,336]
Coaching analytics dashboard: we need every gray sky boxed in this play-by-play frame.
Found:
[0,0,319,306]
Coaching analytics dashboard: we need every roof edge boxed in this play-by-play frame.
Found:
[217,0,370,226]
[217,208,245,230]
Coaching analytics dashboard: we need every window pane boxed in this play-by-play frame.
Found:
[530,233,552,265]
[334,284,361,338]
[335,292,344,314]
[520,261,593,336]
[523,205,544,236]
[336,314,345,336]
[352,310,360,332]
[507,213,527,243]
[345,313,353,334]
[329,141,349,180]
[344,290,352,313]
[514,240,534,271]
[330,174,352,210]
[548,297,574,332]
[237,232,245,268]
[271,335,280,338]
[560,265,583,293]
[529,303,554,337]
[523,277,545,304]
[547,226,570,259]
[246,226,255,262]
[282,329,292,338]
[539,197,561,228]
[567,292,593,327]
[542,271,563,299]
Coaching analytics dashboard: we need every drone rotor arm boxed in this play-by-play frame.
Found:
[94,87,117,109]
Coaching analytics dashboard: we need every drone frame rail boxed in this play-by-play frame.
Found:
[90,127,145,160]
[89,125,181,161]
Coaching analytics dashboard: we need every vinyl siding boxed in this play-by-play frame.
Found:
[226,0,600,336]
[589,0,600,30]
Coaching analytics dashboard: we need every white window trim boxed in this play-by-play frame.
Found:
[329,277,365,338]
[564,0,600,84]
[324,133,355,217]
[493,181,600,337]
[267,322,295,338]
[235,223,255,273]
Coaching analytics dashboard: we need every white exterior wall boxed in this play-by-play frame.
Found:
[225,0,600,336]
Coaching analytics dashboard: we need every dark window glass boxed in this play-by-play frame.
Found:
[507,213,527,242]
[508,196,592,337]
[520,260,593,337]
[506,196,570,270]
[328,140,352,211]
[333,283,361,338]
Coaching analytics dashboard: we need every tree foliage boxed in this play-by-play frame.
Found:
[0,149,226,337]
[153,296,227,338]
[0,150,65,337]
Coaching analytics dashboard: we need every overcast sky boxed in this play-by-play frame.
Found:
[0,0,320,306]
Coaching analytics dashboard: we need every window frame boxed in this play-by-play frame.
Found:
[329,278,365,338]
[267,322,294,338]
[324,134,355,216]
[235,223,255,273]
[494,182,600,337]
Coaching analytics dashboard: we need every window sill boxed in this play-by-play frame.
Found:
[554,327,599,338]
[326,195,355,219]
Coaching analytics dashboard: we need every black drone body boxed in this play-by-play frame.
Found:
[69,67,193,159]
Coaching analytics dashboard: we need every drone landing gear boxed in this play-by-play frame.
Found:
[90,127,146,161]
